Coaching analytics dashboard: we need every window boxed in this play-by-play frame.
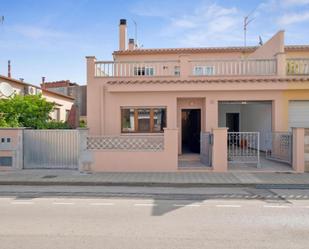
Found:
[153,108,166,132]
[174,66,180,76]
[134,66,155,76]
[51,108,61,121]
[193,66,215,76]
[0,157,12,166]
[65,110,70,121]
[194,66,204,76]
[121,107,166,133]
[121,108,135,132]
[137,109,150,132]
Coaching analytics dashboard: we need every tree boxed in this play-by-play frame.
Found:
[0,94,55,129]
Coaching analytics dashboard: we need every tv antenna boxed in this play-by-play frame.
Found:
[132,19,138,48]
[243,7,257,50]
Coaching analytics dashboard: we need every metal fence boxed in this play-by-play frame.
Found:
[265,132,292,165]
[227,132,260,166]
[23,130,79,169]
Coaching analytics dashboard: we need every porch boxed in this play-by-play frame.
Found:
[177,99,294,172]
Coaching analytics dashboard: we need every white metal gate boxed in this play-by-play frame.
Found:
[23,130,79,169]
[266,132,292,165]
[228,132,260,166]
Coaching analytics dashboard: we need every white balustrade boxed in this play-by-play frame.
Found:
[190,59,277,76]
[95,60,180,77]
[286,58,309,75]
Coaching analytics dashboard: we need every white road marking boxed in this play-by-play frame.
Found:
[263,205,290,208]
[173,204,200,207]
[134,203,157,207]
[52,202,74,205]
[90,202,115,206]
[216,204,241,208]
[11,201,34,205]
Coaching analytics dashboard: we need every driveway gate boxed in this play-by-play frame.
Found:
[23,130,79,169]
[227,132,260,167]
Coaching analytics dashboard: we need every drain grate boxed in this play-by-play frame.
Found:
[41,175,58,179]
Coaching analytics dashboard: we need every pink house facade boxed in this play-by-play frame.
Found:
[85,19,309,172]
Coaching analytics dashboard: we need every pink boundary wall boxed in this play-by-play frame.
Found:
[0,128,23,170]
[90,129,178,172]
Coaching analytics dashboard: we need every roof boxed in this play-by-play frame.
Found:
[0,75,75,100]
[107,77,309,85]
[113,45,309,56]
[42,80,79,88]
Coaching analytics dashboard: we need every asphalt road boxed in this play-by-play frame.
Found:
[0,186,309,249]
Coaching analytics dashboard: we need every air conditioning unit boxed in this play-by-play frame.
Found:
[25,86,36,95]
[36,88,42,95]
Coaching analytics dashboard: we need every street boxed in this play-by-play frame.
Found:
[0,186,309,249]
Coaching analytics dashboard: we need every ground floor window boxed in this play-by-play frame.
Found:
[121,107,166,133]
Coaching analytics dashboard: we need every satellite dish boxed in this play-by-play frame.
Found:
[0,82,15,97]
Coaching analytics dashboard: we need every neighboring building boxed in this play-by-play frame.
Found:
[41,80,87,121]
[0,75,74,122]
[86,19,309,172]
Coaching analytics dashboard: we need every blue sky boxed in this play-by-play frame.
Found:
[0,0,309,85]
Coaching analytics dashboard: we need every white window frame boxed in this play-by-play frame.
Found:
[193,66,215,76]
[134,66,155,76]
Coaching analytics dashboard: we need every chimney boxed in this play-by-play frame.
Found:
[119,19,127,51]
[128,38,135,50]
[7,60,11,78]
[41,77,46,89]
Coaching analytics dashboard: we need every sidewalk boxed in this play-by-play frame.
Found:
[0,169,309,188]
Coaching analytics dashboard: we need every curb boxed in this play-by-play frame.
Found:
[1,181,309,189]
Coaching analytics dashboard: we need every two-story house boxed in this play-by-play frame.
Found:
[85,19,309,172]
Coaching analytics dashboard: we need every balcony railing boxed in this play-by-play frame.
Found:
[94,58,280,78]
[189,59,277,76]
[95,60,180,77]
[286,58,309,75]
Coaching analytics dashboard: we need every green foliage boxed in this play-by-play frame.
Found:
[44,120,71,129]
[79,120,87,128]
[0,94,55,129]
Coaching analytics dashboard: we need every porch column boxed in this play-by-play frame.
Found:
[272,98,289,132]
[205,99,218,132]
[292,127,305,173]
[163,128,178,170]
[212,128,228,172]
[275,52,286,77]
[179,55,190,78]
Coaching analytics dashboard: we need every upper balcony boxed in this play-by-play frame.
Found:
[93,57,309,79]
[286,58,309,75]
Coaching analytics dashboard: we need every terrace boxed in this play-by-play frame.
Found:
[93,57,309,78]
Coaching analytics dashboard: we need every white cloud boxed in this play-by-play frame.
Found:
[278,11,309,25]
[282,0,309,6]
[163,3,241,46]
